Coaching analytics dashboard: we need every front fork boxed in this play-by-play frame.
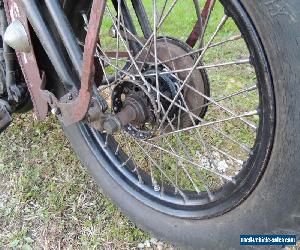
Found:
[0,0,110,133]
[1,0,152,134]
[22,0,108,127]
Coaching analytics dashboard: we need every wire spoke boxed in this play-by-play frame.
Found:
[133,140,189,201]
[161,34,242,65]
[85,0,267,204]
[140,81,254,154]
[195,57,250,70]
[153,0,161,112]
[139,139,235,183]
[159,14,229,126]
[105,0,179,78]
[162,106,215,198]
[105,5,155,92]
[137,57,250,77]
[199,0,217,46]
[153,110,258,140]
[104,12,255,131]
[197,84,258,110]
[115,0,122,80]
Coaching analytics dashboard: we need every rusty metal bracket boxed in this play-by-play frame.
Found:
[43,0,107,126]
[4,0,107,126]
[4,0,48,120]
[186,0,215,48]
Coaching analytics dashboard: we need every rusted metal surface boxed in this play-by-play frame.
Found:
[201,0,215,21]
[4,0,107,125]
[136,38,207,128]
[102,94,147,135]
[186,19,202,48]
[186,0,215,48]
[43,0,107,126]
[106,38,208,137]
[105,51,129,58]
[3,0,48,120]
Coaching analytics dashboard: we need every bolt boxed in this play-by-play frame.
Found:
[103,118,119,135]
[154,184,160,192]
[68,94,73,100]
[51,107,61,116]
[108,26,117,38]
[51,108,57,115]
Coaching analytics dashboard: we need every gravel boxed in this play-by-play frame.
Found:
[137,238,175,250]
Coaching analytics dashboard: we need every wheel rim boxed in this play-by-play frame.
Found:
[76,0,275,219]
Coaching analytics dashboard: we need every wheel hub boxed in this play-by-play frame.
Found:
[144,68,180,119]
[111,37,210,138]
[112,80,158,139]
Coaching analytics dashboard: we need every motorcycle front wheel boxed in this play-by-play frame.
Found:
[57,0,300,248]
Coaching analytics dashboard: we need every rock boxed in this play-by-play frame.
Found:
[150,238,158,245]
[212,151,221,160]
[217,160,228,172]
[144,240,151,248]
[200,157,210,168]
[157,242,164,250]
[138,243,145,249]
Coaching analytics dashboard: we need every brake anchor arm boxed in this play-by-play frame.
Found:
[19,0,107,126]
[42,0,108,126]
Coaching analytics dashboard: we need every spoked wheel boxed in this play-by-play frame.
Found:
[78,0,275,218]
[62,0,300,249]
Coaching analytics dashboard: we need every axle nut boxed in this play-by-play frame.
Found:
[103,117,122,135]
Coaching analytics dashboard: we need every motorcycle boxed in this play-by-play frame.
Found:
[0,0,299,249]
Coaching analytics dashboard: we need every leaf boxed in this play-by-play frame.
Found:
[10,239,20,247]
[24,237,34,243]
[22,244,32,250]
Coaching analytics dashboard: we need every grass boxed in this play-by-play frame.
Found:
[0,0,299,249]
[0,114,154,249]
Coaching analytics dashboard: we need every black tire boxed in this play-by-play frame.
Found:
[60,1,300,249]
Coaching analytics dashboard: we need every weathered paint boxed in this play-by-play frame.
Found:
[4,0,48,120]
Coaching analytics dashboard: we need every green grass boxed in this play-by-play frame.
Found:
[0,114,153,249]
